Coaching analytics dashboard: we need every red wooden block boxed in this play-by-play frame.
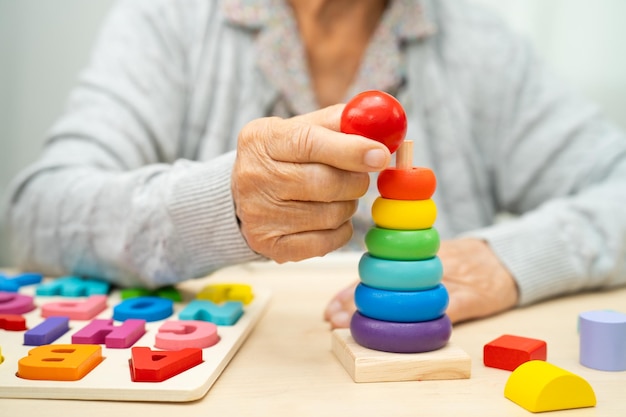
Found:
[129,346,203,382]
[484,334,547,371]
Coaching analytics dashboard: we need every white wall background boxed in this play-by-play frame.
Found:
[0,0,625,266]
[473,0,626,126]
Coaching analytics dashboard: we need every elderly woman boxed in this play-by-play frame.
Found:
[6,0,626,328]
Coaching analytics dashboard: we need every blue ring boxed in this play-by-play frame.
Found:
[358,253,443,291]
[354,283,448,323]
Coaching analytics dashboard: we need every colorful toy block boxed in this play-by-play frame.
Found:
[504,360,596,412]
[41,295,107,320]
[72,319,146,348]
[0,291,36,314]
[112,296,173,322]
[332,95,471,382]
[129,347,203,382]
[17,344,104,381]
[579,309,626,371]
[354,283,448,323]
[178,299,244,325]
[24,316,70,346]
[0,314,27,331]
[0,272,43,292]
[155,320,219,350]
[0,277,271,401]
[347,140,454,355]
[364,227,440,261]
[483,334,547,371]
[36,276,109,297]
[120,286,182,302]
[377,166,436,200]
[357,253,442,291]
[196,283,254,305]
[349,312,451,354]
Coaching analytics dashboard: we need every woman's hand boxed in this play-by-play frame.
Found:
[324,238,519,327]
[232,104,391,263]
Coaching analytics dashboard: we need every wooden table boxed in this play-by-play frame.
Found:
[3,254,625,416]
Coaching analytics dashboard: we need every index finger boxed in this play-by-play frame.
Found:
[266,105,392,173]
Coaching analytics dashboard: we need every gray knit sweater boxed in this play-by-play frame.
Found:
[6,0,626,306]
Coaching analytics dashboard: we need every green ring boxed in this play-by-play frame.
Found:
[365,227,440,261]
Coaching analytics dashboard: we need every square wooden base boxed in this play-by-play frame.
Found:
[331,329,472,383]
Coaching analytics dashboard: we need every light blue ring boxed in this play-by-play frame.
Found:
[354,283,448,323]
[358,253,443,291]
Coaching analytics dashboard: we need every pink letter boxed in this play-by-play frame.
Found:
[41,295,107,320]
[72,318,146,348]
[155,320,219,350]
[0,291,35,314]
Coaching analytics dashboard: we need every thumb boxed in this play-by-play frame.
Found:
[265,106,391,172]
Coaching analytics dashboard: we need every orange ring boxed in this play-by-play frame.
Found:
[377,167,436,200]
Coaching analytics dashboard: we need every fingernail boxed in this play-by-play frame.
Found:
[364,149,386,169]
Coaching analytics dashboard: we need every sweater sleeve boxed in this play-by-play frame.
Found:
[461,15,626,305]
[4,0,262,288]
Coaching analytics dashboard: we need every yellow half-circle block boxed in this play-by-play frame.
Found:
[371,197,437,230]
[504,360,596,413]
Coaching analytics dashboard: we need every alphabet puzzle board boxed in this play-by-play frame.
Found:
[0,275,271,402]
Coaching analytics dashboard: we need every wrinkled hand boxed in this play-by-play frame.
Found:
[324,238,519,327]
[232,104,391,263]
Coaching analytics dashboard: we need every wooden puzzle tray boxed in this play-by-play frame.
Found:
[0,279,271,402]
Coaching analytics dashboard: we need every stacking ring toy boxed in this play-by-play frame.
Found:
[354,283,448,322]
[365,227,439,260]
[350,312,452,353]
[358,253,442,291]
[377,167,436,200]
[371,197,436,230]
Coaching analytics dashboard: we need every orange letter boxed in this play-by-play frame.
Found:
[17,344,103,381]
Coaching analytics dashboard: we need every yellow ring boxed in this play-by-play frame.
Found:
[371,197,437,230]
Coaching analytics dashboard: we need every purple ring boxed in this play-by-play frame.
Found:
[350,312,452,353]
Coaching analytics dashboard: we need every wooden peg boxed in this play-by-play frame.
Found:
[396,140,413,170]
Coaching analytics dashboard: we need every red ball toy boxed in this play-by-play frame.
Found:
[341,90,407,154]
